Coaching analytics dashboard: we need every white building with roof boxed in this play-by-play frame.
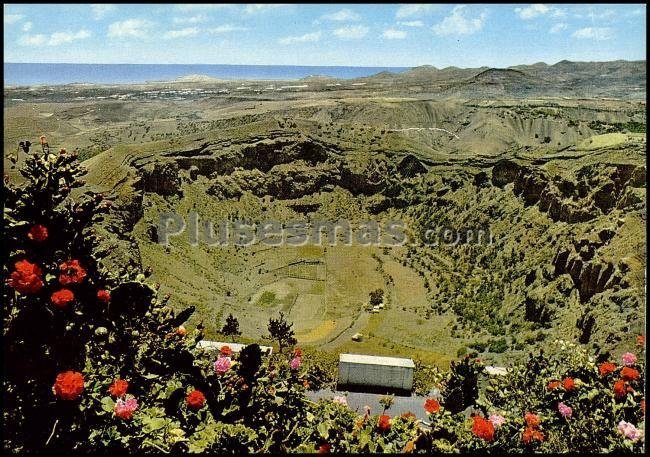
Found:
[338,353,415,391]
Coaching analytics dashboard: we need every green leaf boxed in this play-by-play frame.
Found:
[101,396,115,413]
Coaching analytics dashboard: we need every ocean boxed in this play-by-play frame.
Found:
[4,63,410,86]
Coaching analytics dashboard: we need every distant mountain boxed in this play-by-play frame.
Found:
[363,60,645,98]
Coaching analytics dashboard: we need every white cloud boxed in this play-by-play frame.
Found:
[208,24,248,34]
[22,21,33,32]
[279,31,321,45]
[398,20,424,27]
[515,4,549,19]
[18,29,91,46]
[382,28,407,39]
[333,24,369,39]
[515,4,565,20]
[395,4,438,19]
[572,27,614,40]
[4,13,24,24]
[549,22,568,34]
[175,5,232,12]
[173,14,207,24]
[321,8,360,22]
[91,4,115,20]
[19,34,47,46]
[164,27,200,39]
[244,4,288,14]
[48,29,91,46]
[107,18,154,39]
[433,6,486,36]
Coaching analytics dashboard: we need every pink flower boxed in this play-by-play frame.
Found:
[332,395,348,406]
[488,414,506,428]
[557,402,572,419]
[621,352,637,366]
[114,396,138,420]
[214,356,232,374]
[617,420,643,442]
[290,357,302,370]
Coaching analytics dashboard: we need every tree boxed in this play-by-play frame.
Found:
[221,313,241,340]
[267,312,296,353]
[369,289,384,307]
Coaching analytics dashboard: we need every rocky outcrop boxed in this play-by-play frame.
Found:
[503,162,646,223]
[135,160,181,196]
[552,247,620,302]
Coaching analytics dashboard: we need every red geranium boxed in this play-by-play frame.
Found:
[621,367,640,382]
[97,289,111,303]
[27,224,48,242]
[614,379,633,399]
[472,415,495,442]
[524,412,541,428]
[318,443,331,454]
[547,380,561,391]
[377,414,391,432]
[401,411,416,420]
[59,260,87,285]
[108,379,129,397]
[53,371,84,400]
[522,427,545,444]
[7,260,44,294]
[424,398,440,414]
[599,362,617,377]
[637,335,646,346]
[51,288,74,308]
[220,345,233,357]
[186,389,206,410]
[562,377,576,391]
[293,347,302,357]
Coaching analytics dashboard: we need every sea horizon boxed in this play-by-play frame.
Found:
[4,62,412,86]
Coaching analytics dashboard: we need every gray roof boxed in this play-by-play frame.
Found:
[339,353,415,368]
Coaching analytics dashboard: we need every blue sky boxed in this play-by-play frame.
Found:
[3,4,646,67]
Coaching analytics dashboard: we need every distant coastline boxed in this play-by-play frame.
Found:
[4,62,411,86]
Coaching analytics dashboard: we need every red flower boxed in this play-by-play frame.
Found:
[524,412,541,428]
[176,325,187,336]
[562,377,576,391]
[186,389,206,410]
[599,362,617,377]
[472,415,495,442]
[220,345,233,357]
[97,289,111,303]
[53,371,84,400]
[7,260,44,294]
[424,398,441,414]
[522,427,545,444]
[377,414,391,432]
[621,367,640,382]
[613,379,632,399]
[318,443,331,454]
[108,379,129,397]
[401,411,416,420]
[27,224,48,242]
[293,347,302,357]
[51,288,74,309]
[547,380,561,391]
[59,260,87,285]
[637,335,645,346]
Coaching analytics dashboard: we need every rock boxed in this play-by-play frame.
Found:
[188,165,199,180]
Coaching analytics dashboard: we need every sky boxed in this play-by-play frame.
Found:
[3,3,647,67]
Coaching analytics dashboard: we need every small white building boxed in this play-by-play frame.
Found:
[338,353,415,391]
[196,341,273,355]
